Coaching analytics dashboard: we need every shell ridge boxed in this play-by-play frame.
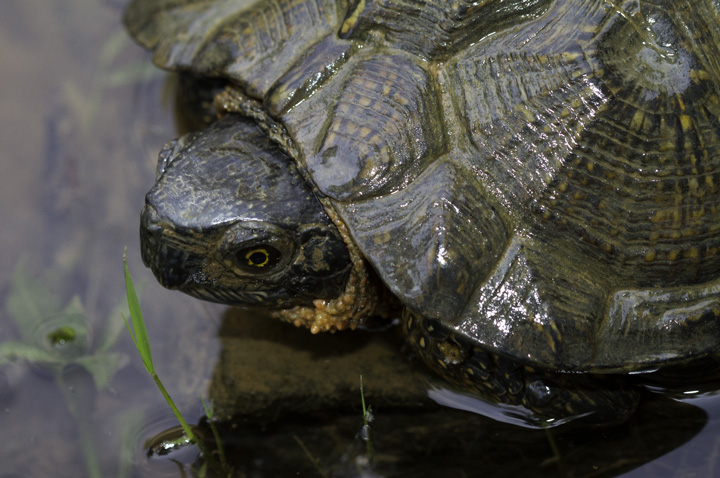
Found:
[335,157,510,323]
[455,232,615,369]
[300,50,445,200]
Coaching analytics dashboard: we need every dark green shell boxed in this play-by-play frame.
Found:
[125,0,720,371]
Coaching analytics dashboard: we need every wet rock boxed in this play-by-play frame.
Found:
[209,308,435,420]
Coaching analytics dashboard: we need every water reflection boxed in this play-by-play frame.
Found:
[191,395,708,478]
[193,309,716,477]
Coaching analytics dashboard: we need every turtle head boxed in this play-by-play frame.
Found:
[140,115,352,307]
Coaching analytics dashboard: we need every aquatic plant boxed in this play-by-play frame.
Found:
[123,251,230,476]
[1,263,128,385]
[1,262,131,478]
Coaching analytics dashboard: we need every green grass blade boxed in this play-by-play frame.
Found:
[121,250,228,476]
[200,396,228,470]
[123,249,154,374]
[360,375,373,462]
[98,300,132,354]
[122,314,138,349]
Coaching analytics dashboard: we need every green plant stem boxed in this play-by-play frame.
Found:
[78,410,103,478]
[151,372,196,443]
[117,410,146,478]
[57,372,102,478]
[123,251,227,476]
[360,375,373,462]
[293,435,328,478]
[201,397,228,471]
[149,362,226,475]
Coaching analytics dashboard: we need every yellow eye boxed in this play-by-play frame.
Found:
[245,248,270,267]
[234,244,282,273]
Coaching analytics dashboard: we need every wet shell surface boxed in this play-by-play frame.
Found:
[126,0,720,374]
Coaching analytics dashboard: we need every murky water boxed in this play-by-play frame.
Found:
[3,1,720,477]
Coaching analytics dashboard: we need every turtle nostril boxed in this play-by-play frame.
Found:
[140,205,163,267]
[139,205,194,289]
[141,204,161,230]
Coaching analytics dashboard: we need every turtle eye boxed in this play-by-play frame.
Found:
[236,245,281,272]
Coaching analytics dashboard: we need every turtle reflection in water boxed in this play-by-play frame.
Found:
[125,0,720,424]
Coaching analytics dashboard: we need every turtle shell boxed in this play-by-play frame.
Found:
[125,0,720,372]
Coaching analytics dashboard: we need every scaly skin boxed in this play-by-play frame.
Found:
[270,209,380,333]
[403,311,639,424]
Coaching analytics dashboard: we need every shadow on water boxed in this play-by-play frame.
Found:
[2,0,720,477]
[172,309,715,478]
[193,396,709,478]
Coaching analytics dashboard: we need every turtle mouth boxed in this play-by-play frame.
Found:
[180,285,271,305]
